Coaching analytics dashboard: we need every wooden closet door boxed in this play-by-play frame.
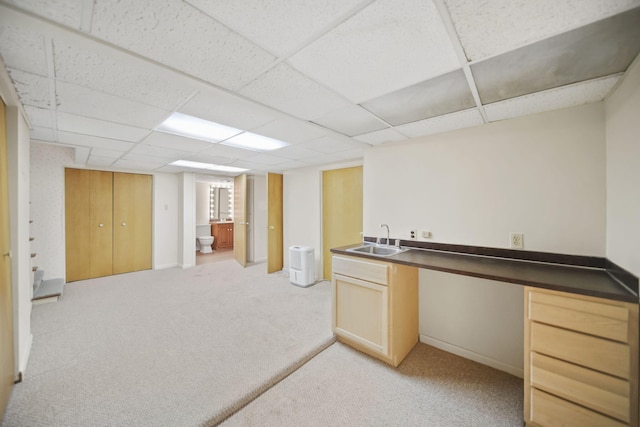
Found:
[112,172,152,274]
[65,169,113,281]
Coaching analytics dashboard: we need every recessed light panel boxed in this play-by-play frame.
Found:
[170,160,248,173]
[157,112,242,143]
[222,132,289,152]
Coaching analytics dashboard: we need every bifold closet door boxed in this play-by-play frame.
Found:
[112,172,152,275]
[65,169,113,282]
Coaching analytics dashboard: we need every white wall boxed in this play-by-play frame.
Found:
[605,56,640,277]
[283,161,363,280]
[362,103,607,376]
[250,175,267,263]
[364,103,606,255]
[178,173,196,268]
[153,173,179,270]
[7,106,32,376]
[30,143,74,279]
[195,181,210,225]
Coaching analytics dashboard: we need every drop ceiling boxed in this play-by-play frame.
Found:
[0,0,638,177]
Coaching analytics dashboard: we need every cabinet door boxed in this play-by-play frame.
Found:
[333,273,388,355]
[113,172,152,274]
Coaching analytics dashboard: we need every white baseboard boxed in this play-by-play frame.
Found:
[420,334,524,379]
[19,333,33,378]
[154,263,178,270]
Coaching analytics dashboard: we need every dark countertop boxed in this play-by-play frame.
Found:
[331,243,638,303]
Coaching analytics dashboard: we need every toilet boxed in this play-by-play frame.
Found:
[196,225,215,254]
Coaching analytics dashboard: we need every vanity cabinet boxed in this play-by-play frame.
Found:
[211,222,233,249]
[332,255,418,367]
[524,287,639,427]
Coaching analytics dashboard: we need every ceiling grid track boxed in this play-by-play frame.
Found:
[433,0,488,124]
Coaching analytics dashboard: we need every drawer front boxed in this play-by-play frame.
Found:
[332,256,388,285]
[529,290,630,343]
[530,322,630,379]
[530,388,627,427]
[531,352,630,423]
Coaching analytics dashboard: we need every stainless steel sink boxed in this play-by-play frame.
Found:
[346,244,409,257]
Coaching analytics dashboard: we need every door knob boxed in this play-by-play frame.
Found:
[121,222,127,227]
[268,225,274,230]
[98,223,104,228]
[3,251,11,258]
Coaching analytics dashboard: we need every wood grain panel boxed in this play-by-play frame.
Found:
[267,173,283,274]
[322,166,362,280]
[531,352,629,422]
[332,256,388,285]
[233,174,247,267]
[530,388,626,427]
[89,170,113,278]
[530,322,630,379]
[0,96,14,418]
[112,172,152,274]
[65,168,92,282]
[530,290,629,342]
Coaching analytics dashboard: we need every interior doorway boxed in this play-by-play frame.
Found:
[195,174,235,265]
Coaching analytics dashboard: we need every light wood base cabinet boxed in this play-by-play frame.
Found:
[524,287,639,427]
[211,222,233,249]
[332,255,418,367]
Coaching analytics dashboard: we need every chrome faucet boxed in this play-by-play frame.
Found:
[379,223,390,246]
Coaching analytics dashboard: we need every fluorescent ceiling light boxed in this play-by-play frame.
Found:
[157,112,242,142]
[170,160,248,173]
[222,132,289,152]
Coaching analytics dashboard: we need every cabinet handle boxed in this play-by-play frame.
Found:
[121,222,127,227]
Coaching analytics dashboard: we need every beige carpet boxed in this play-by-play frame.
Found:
[1,260,333,426]
[222,342,524,427]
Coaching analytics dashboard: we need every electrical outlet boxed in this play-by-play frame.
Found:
[410,229,417,240]
[510,233,524,249]
[421,231,432,239]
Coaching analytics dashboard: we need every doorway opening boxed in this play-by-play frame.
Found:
[195,175,234,265]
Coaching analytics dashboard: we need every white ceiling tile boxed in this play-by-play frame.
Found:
[141,132,214,152]
[302,136,362,154]
[274,144,325,162]
[484,75,621,122]
[396,108,484,138]
[269,160,311,170]
[57,112,149,142]
[57,131,136,151]
[354,128,407,146]
[8,69,51,108]
[312,105,387,137]
[197,143,260,160]
[91,147,125,159]
[445,0,640,61]
[128,143,191,161]
[288,0,459,103]
[242,153,289,166]
[91,0,276,90]
[56,81,170,128]
[86,156,116,167]
[23,105,55,128]
[54,41,198,110]
[112,159,167,171]
[249,118,326,145]
[186,153,237,165]
[180,89,277,131]
[30,126,56,141]
[187,0,365,57]
[0,22,48,75]
[4,0,85,29]
[239,63,351,120]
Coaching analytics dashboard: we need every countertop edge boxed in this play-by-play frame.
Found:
[330,245,639,304]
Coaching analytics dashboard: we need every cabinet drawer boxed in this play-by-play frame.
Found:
[530,388,627,427]
[531,352,629,423]
[529,290,630,343]
[332,256,388,285]
[530,322,630,379]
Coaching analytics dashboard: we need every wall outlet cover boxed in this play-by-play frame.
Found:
[510,232,524,249]
[410,229,417,240]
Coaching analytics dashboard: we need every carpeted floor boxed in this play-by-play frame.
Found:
[221,342,524,427]
[1,260,333,426]
[2,259,524,426]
